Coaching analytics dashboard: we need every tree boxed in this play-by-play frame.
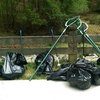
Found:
[0,0,98,35]
[39,0,67,34]
[65,0,89,15]
[0,0,20,32]
[89,0,100,11]
[16,0,67,35]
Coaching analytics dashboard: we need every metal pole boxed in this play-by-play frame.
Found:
[29,26,68,81]
[50,28,61,67]
[82,27,85,56]
[29,16,80,81]
[20,30,23,54]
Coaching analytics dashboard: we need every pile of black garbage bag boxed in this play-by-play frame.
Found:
[35,52,100,89]
[0,52,27,79]
[46,58,100,90]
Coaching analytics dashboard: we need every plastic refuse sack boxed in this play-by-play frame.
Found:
[74,58,100,85]
[14,52,27,65]
[97,58,100,65]
[35,51,54,75]
[47,58,100,89]
[2,52,27,79]
[0,65,2,76]
[67,66,92,90]
[47,63,71,81]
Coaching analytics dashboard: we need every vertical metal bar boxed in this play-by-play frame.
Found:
[29,26,68,81]
[20,30,23,54]
[29,16,80,81]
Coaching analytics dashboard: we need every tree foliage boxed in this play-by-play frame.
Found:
[0,0,99,35]
[89,0,100,11]
[67,0,89,14]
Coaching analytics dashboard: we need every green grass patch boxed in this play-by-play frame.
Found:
[0,60,100,80]
[90,15,100,25]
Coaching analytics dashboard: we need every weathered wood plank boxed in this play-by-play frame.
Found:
[0,46,99,56]
[0,35,99,44]
[0,35,99,56]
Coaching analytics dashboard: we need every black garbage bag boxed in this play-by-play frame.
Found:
[0,65,2,76]
[91,69,100,85]
[35,51,54,75]
[74,58,97,72]
[67,66,92,90]
[97,58,100,65]
[14,52,27,65]
[2,52,27,79]
[47,63,71,81]
[74,58,100,85]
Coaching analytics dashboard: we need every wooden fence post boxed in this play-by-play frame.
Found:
[68,25,77,63]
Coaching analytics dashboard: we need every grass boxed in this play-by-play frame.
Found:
[0,59,100,80]
[17,59,68,80]
[90,15,100,25]
[81,13,100,34]
[0,60,64,80]
[0,42,96,48]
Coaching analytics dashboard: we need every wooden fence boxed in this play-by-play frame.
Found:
[0,26,100,62]
[0,34,100,55]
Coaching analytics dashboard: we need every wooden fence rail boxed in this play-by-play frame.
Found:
[0,34,100,56]
[0,25,100,63]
